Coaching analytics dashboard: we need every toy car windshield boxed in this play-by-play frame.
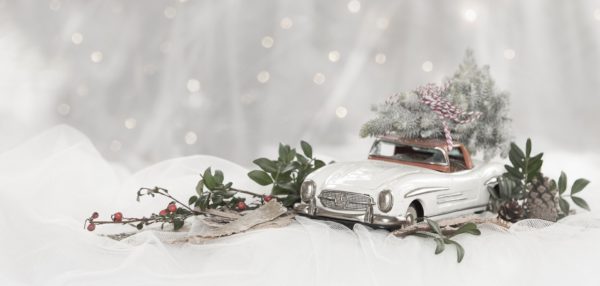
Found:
[369,140,447,165]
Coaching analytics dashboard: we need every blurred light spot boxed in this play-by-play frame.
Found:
[257,71,270,83]
[164,6,177,19]
[328,50,341,62]
[376,17,389,30]
[187,79,201,92]
[594,9,600,21]
[49,0,61,11]
[57,103,70,116]
[124,118,137,129]
[185,131,198,145]
[464,9,477,22]
[71,33,83,45]
[110,140,122,152]
[160,41,172,54]
[91,51,103,63]
[76,84,89,96]
[261,36,274,48]
[336,106,348,118]
[503,49,516,60]
[375,53,387,64]
[422,61,433,72]
[313,73,326,85]
[241,94,257,105]
[347,0,360,13]
[280,17,293,29]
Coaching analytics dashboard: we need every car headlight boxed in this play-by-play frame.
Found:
[377,190,393,213]
[300,180,316,203]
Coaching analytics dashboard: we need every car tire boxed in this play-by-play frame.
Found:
[406,206,418,225]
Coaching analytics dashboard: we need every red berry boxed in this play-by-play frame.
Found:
[112,212,123,222]
[264,195,273,202]
[237,201,247,211]
[91,212,99,219]
[87,223,96,231]
[159,209,168,216]
[167,203,177,213]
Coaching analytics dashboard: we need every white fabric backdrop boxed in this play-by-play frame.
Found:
[1,0,600,169]
[1,125,599,286]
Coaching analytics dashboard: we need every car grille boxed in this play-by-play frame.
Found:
[319,190,372,211]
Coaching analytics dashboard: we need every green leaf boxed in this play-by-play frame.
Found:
[510,142,525,159]
[571,196,590,211]
[253,158,278,173]
[571,178,590,194]
[278,143,290,162]
[504,165,523,180]
[434,238,445,254]
[445,239,465,263]
[195,180,204,195]
[529,153,543,165]
[203,168,217,190]
[287,148,297,163]
[559,197,570,214]
[296,153,309,165]
[173,219,184,230]
[525,138,532,157]
[248,170,274,186]
[426,219,442,235]
[451,222,481,237]
[508,151,523,169]
[527,159,543,177]
[558,171,567,195]
[188,195,198,205]
[136,222,144,230]
[314,159,326,169]
[300,140,313,158]
[224,182,233,190]
[197,193,211,211]
[214,170,224,184]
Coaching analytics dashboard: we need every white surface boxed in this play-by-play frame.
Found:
[1,125,600,286]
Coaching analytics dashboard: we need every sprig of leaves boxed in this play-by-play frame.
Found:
[505,138,543,185]
[191,167,263,211]
[248,141,326,207]
[409,219,481,263]
[557,171,591,216]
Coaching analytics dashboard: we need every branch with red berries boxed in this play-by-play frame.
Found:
[85,172,274,232]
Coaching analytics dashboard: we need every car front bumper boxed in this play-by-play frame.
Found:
[293,201,412,228]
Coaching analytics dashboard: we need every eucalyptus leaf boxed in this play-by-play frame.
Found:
[426,219,443,235]
[559,197,570,214]
[203,168,217,190]
[510,143,525,159]
[571,196,590,211]
[247,170,274,186]
[446,239,465,263]
[434,238,445,254]
[558,171,567,195]
[451,222,481,237]
[571,178,590,195]
[301,140,313,158]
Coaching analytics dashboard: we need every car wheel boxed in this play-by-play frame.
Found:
[406,206,418,225]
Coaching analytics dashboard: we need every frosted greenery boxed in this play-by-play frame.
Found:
[360,50,511,161]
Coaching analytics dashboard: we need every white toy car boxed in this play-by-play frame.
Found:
[294,136,504,228]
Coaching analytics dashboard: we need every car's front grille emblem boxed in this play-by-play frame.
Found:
[320,190,371,211]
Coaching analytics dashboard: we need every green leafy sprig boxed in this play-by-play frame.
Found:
[248,141,326,207]
[409,219,481,263]
[190,168,266,211]
[557,171,591,216]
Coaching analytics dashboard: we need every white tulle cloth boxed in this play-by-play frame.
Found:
[1,125,600,286]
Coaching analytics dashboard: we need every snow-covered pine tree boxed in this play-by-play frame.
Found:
[359,50,511,160]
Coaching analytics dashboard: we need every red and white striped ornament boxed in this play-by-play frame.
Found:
[415,82,482,150]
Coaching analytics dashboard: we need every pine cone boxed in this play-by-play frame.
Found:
[498,200,524,223]
[524,175,559,222]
